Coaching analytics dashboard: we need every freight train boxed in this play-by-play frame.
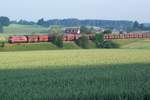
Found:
[0,33,150,43]
[104,33,150,40]
[7,34,94,43]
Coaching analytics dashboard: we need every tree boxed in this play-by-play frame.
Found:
[75,35,89,48]
[0,25,3,33]
[52,35,63,48]
[37,18,45,26]
[101,41,119,48]
[0,16,10,26]
[49,26,62,36]
[93,33,104,48]
[80,26,89,34]
[18,19,35,25]
[133,21,140,29]
[103,30,112,34]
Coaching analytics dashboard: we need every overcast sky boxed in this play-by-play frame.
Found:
[0,0,149,23]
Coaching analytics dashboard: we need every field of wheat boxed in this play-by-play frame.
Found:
[0,49,150,100]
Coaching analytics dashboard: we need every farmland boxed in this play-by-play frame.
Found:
[0,49,150,100]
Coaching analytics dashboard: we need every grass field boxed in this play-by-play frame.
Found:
[113,39,150,49]
[0,49,150,100]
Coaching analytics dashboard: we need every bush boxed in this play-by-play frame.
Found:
[103,30,112,34]
[93,33,104,48]
[52,35,63,48]
[101,41,119,48]
[75,35,89,49]
[0,42,5,47]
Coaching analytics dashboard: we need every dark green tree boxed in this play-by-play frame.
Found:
[103,30,112,34]
[0,16,10,26]
[37,18,45,25]
[75,35,89,48]
[93,33,104,48]
[80,26,89,34]
[133,21,140,29]
[101,41,119,48]
[0,25,3,33]
[52,35,63,48]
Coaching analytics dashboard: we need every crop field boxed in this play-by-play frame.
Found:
[0,49,150,100]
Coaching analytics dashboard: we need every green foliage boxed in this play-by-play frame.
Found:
[93,33,104,48]
[80,26,95,34]
[94,32,119,48]
[17,19,35,25]
[101,41,120,48]
[0,42,5,47]
[49,26,62,35]
[75,35,89,48]
[0,25,3,33]
[37,18,45,25]
[36,18,134,29]
[103,29,112,34]
[52,35,63,48]
[0,16,10,26]
[80,26,89,34]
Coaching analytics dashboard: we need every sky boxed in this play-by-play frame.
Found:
[0,0,149,23]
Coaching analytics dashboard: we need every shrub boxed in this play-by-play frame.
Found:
[93,33,104,48]
[52,35,63,48]
[101,41,119,48]
[75,35,89,49]
[0,42,5,47]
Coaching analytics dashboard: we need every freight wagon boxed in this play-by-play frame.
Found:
[9,36,28,43]
[104,33,150,40]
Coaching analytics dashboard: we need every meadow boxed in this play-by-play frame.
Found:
[0,49,150,100]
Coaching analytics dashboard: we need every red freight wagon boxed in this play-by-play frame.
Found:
[38,35,49,42]
[27,35,38,42]
[9,36,27,43]
[65,34,76,41]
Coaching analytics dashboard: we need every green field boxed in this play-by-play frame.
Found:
[0,49,150,99]
[113,39,150,49]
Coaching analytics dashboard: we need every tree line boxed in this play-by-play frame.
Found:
[0,16,10,33]
[36,18,150,31]
[1,16,150,33]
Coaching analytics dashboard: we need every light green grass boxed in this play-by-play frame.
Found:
[63,42,81,49]
[113,39,150,49]
[0,43,58,51]
[0,49,149,69]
